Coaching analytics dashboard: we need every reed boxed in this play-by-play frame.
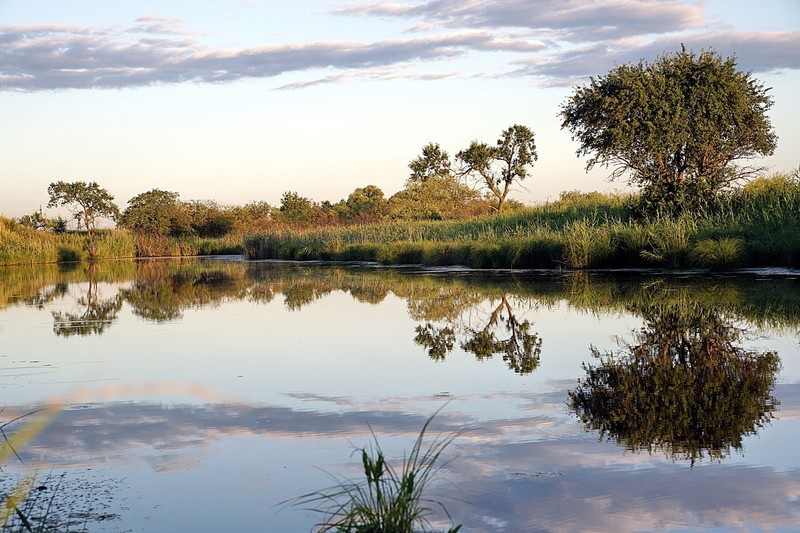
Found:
[288,410,462,533]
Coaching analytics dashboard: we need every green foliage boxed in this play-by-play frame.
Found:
[14,209,49,231]
[279,191,320,226]
[345,185,389,223]
[289,411,462,533]
[562,220,614,269]
[408,142,452,184]
[561,47,777,214]
[390,175,488,221]
[120,189,182,235]
[226,201,274,234]
[638,218,696,268]
[182,200,236,238]
[691,237,745,271]
[47,180,120,258]
[456,124,537,213]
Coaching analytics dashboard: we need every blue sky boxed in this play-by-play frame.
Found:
[1,0,798,217]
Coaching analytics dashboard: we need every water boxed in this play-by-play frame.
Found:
[1,258,799,532]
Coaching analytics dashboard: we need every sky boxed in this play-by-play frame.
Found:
[1,0,798,218]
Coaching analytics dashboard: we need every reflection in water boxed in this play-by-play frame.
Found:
[1,259,799,531]
[52,264,123,337]
[414,295,542,374]
[569,306,782,462]
[2,260,798,379]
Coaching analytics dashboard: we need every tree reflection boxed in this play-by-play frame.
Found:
[122,266,241,322]
[568,307,781,462]
[52,265,122,337]
[414,295,542,375]
[24,282,69,309]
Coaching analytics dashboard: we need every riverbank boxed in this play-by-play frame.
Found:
[4,175,800,270]
[244,179,800,271]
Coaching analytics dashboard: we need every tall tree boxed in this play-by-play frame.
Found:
[560,47,777,214]
[279,191,318,226]
[456,124,537,213]
[47,181,119,258]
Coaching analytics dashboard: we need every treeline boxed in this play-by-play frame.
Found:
[15,133,532,240]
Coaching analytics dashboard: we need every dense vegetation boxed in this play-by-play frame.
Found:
[245,170,800,270]
[3,169,799,269]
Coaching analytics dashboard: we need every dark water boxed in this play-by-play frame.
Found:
[1,258,799,531]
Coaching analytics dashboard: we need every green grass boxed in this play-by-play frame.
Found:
[245,175,800,270]
[289,410,462,533]
[5,172,800,269]
[0,216,243,266]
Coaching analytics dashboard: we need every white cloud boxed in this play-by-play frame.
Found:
[0,19,504,90]
[1,3,797,92]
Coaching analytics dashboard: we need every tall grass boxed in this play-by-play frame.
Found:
[246,175,800,270]
[289,411,462,533]
[0,216,243,265]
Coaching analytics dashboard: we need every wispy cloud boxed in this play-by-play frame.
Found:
[1,2,797,91]
[0,17,532,91]
[332,0,800,86]
[331,0,706,41]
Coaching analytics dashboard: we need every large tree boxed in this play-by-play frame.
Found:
[456,124,537,213]
[560,47,777,213]
[47,180,119,258]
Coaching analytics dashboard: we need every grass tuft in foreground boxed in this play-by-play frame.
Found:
[289,411,462,533]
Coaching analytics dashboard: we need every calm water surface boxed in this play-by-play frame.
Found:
[1,258,799,532]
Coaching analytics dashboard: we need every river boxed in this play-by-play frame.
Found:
[1,258,798,531]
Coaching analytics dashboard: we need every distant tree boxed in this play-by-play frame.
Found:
[560,47,777,214]
[227,201,274,233]
[15,208,49,231]
[121,189,181,235]
[49,215,68,233]
[183,200,235,237]
[345,185,388,223]
[47,181,119,258]
[389,175,487,220]
[456,124,537,213]
[279,191,318,225]
[408,142,452,184]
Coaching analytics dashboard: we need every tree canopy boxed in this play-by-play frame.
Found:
[121,189,181,235]
[407,142,452,184]
[456,124,537,213]
[560,47,777,213]
[345,185,388,223]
